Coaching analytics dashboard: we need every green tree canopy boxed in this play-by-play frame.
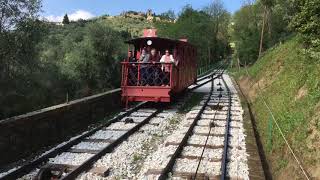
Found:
[291,0,320,58]
[156,3,231,67]
[0,0,42,32]
[63,14,70,24]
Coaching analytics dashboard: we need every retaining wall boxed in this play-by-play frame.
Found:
[0,89,121,167]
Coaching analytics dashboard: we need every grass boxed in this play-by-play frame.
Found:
[169,116,180,125]
[132,153,142,162]
[233,36,320,178]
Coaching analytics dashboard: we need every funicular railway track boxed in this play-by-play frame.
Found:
[190,65,225,91]
[142,73,235,180]
[0,68,226,180]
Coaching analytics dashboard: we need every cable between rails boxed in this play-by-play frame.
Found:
[192,77,223,179]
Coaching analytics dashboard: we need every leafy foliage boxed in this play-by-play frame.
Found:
[231,0,293,65]
[290,0,320,59]
[0,0,42,32]
[0,0,44,118]
[158,10,176,21]
[232,4,261,65]
[98,15,153,38]
[0,14,128,119]
[156,2,231,67]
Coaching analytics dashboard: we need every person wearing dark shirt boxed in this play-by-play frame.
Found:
[149,48,161,85]
[139,48,150,85]
[149,48,160,63]
[127,51,137,86]
[128,51,136,62]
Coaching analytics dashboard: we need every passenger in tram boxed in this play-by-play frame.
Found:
[160,49,175,86]
[139,47,150,85]
[127,50,136,62]
[127,51,137,85]
[149,48,161,86]
[150,48,160,63]
[139,47,150,63]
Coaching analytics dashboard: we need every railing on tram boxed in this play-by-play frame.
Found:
[121,62,175,87]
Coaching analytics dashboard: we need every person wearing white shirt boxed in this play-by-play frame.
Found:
[160,50,175,86]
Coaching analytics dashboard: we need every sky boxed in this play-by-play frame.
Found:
[42,0,244,22]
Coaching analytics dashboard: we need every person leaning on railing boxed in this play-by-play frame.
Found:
[127,51,137,86]
[160,50,175,86]
[149,48,161,86]
[139,47,150,86]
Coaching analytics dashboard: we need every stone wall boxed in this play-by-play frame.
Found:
[0,89,121,167]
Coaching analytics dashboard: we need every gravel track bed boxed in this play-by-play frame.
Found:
[72,142,109,150]
[76,96,192,179]
[223,74,249,179]
[181,146,223,159]
[120,116,145,123]
[88,130,126,140]
[137,78,222,179]
[193,126,226,134]
[105,122,136,130]
[49,152,94,166]
[137,109,157,113]
[136,74,249,180]
[172,159,221,175]
[18,169,40,180]
[130,112,153,117]
[189,135,225,146]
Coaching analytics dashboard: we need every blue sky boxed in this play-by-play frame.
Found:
[42,0,243,22]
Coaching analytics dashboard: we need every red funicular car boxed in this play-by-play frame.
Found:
[121,29,197,106]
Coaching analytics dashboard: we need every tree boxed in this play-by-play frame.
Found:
[291,0,320,58]
[259,0,274,58]
[204,0,230,62]
[159,10,176,21]
[232,4,261,64]
[156,4,231,68]
[0,0,42,33]
[59,22,125,95]
[232,0,293,64]
[63,14,70,24]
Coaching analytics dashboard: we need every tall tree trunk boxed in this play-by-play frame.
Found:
[259,6,267,58]
[267,8,272,40]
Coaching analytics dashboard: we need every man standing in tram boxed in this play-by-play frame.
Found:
[139,47,150,85]
[149,48,160,85]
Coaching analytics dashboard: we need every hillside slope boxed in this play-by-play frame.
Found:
[97,15,154,38]
[235,36,320,179]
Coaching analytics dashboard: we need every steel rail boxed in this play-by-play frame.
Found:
[192,77,224,179]
[0,102,147,180]
[190,68,225,91]
[196,63,224,82]
[220,75,232,180]
[62,109,161,180]
[158,75,215,180]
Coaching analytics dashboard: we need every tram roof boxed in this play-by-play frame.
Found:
[125,37,194,48]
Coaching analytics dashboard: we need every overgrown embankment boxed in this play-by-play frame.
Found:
[234,36,320,179]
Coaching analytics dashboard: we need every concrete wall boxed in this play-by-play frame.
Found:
[0,89,121,167]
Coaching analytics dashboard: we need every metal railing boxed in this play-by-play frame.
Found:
[197,62,224,77]
[121,62,175,87]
